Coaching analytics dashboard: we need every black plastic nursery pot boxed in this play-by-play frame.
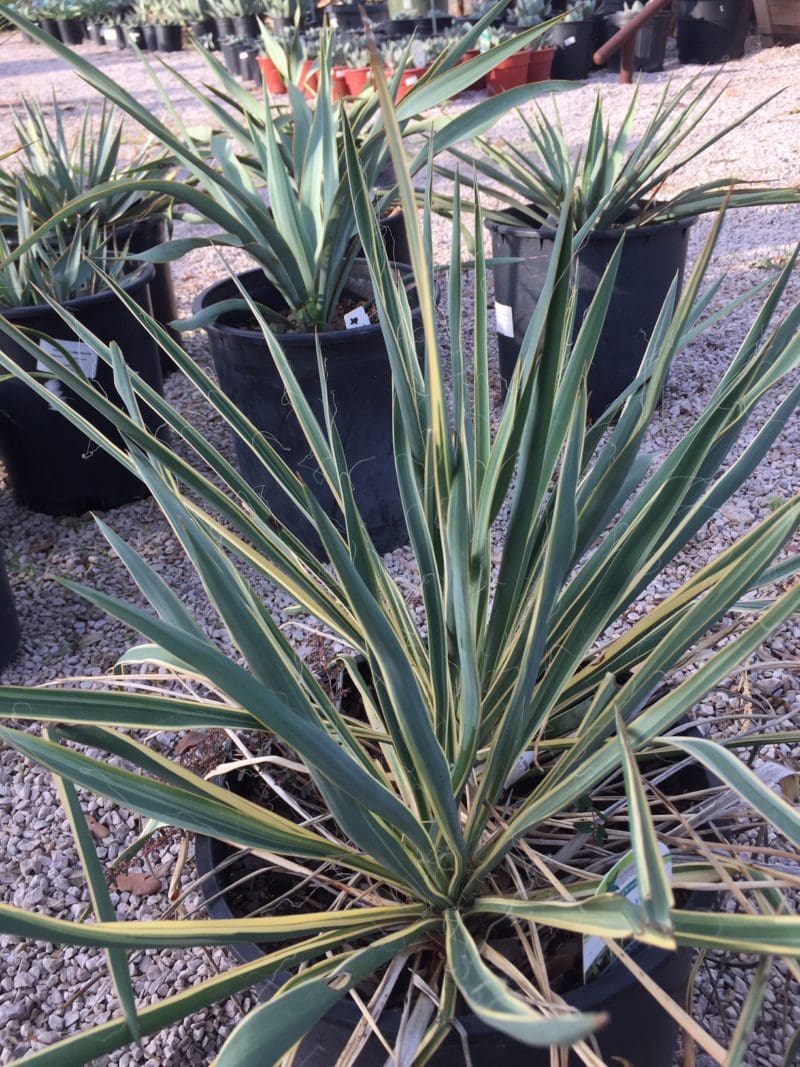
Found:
[550,19,595,80]
[194,261,421,556]
[220,40,242,75]
[606,10,671,73]
[327,3,387,28]
[378,207,411,269]
[0,264,166,516]
[195,752,710,1067]
[213,15,234,37]
[386,14,453,36]
[39,17,62,40]
[488,209,694,420]
[189,17,217,45]
[232,14,259,37]
[102,23,127,47]
[125,23,146,48]
[56,16,84,43]
[0,549,20,672]
[237,46,263,85]
[677,0,753,62]
[137,23,157,49]
[154,23,182,50]
[113,214,182,368]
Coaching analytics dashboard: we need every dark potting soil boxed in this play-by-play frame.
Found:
[224,295,379,333]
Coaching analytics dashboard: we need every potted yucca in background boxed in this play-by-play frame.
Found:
[548,0,600,80]
[0,200,164,514]
[438,74,800,417]
[6,2,569,553]
[0,56,800,1065]
[0,96,181,355]
[603,0,671,74]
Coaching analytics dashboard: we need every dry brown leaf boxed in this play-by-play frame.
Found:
[115,872,163,896]
[85,814,109,840]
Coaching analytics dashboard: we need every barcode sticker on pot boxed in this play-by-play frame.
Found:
[583,843,672,981]
[345,306,370,329]
[38,339,100,380]
[495,302,514,338]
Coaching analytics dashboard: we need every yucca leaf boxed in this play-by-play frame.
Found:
[445,911,603,1047]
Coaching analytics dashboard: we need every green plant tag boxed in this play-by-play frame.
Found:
[582,843,672,982]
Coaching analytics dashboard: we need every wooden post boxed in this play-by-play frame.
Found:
[592,0,673,81]
[620,33,636,83]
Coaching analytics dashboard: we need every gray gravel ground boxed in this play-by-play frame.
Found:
[1,23,800,1066]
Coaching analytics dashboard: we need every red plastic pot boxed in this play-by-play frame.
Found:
[459,47,486,91]
[344,65,371,95]
[332,65,349,100]
[256,54,287,94]
[486,46,555,95]
[300,58,318,98]
[397,65,429,100]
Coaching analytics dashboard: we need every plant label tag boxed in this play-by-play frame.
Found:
[582,843,672,981]
[102,25,117,39]
[240,51,250,60]
[345,306,370,329]
[564,35,576,47]
[38,339,99,381]
[405,74,419,86]
[504,750,535,789]
[495,302,514,338]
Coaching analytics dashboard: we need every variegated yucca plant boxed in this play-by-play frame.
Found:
[0,96,172,237]
[3,1,567,333]
[436,74,800,243]
[2,57,800,1067]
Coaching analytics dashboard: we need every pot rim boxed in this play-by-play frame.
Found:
[195,753,710,1039]
[193,258,416,345]
[486,203,697,241]
[0,261,155,322]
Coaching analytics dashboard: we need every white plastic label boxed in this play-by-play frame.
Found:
[102,25,117,38]
[405,74,419,86]
[239,51,250,59]
[564,35,576,47]
[345,306,370,329]
[583,843,672,980]
[495,302,514,338]
[38,338,99,380]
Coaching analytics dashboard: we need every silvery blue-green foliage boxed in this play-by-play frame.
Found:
[438,74,800,238]
[3,0,569,331]
[0,96,172,235]
[0,191,128,307]
[0,62,799,1059]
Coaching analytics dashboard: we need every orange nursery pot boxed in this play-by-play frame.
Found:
[397,65,429,100]
[344,65,371,95]
[486,46,555,95]
[300,58,318,98]
[332,65,349,99]
[256,55,287,94]
[459,48,486,91]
